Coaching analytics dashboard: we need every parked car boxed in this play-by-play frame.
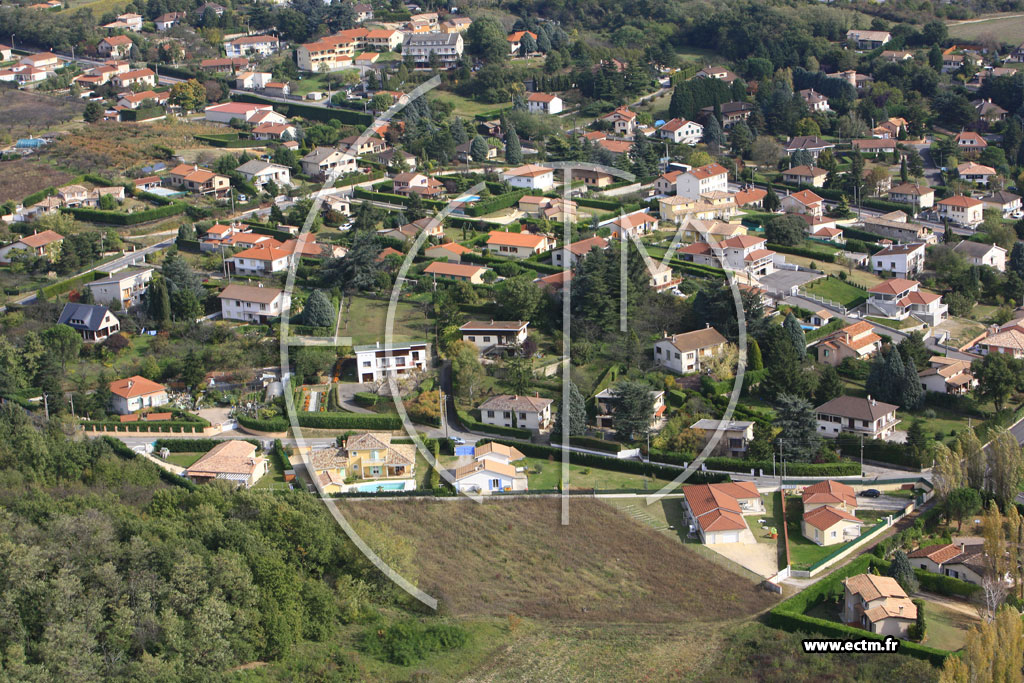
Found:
[860,489,881,498]
[450,436,466,445]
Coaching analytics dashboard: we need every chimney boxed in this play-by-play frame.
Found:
[375,341,380,349]
[898,604,904,614]
[127,380,133,388]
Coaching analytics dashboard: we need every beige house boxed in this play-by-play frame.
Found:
[842,574,917,638]
[478,394,553,432]
[218,283,284,323]
[681,481,763,544]
[908,543,986,584]
[919,357,976,395]
[952,240,1006,272]
[653,327,728,374]
[782,165,827,187]
[689,419,754,457]
[424,242,473,262]
[937,195,984,227]
[816,321,881,366]
[185,440,268,488]
[888,183,935,210]
[803,505,863,546]
[459,320,529,351]
[802,480,857,513]
[486,230,553,258]
[423,261,487,284]
[552,235,608,268]
[781,189,825,217]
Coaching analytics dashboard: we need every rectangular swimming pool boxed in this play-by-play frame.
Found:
[355,481,407,492]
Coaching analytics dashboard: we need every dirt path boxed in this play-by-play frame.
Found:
[914,590,978,618]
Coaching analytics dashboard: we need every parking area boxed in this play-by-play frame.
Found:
[758,269,823,295]
[706,531,780,578]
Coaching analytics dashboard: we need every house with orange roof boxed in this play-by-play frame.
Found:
[109,375,168,414]
[681,481,763,543]
[252,122,298,141]
[424,242,473,263]
[866,278,947,325]
[937,194,984,226]
[976,326,1024,358]
[815,321,882,366]
[655,170,682,196]
[596,138,632,155]
[954,131,987,152]
[908,542,986,583]
[658,117,703,145]
[507,30,538,55]
[526,92,563,115]
[802,479,857,512]
[781,189,825,217]
[782,165,827,188]
[719,234,777,276]
[98,35,133,58]
[228,243,294,275]
[534,270,572,297]
[608,211,658,239]
[842,574,917,637]
[677,163,728,199]
[424,261,488,284]
[0,229,64,263]
[735,187,767,208]
[165,164,230,196]
[600,106,638,136]
[363,28,403,52]
[113,68,155,89]
[486,230,553,259]
[552,235,608,268]
[919,357,976,395]
[185,440,268,488]
[803,506,863,546]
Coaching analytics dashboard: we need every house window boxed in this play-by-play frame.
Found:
[486,410,495,418]
[362,361,371,367]
[489,478,500,490]
[468,336,476,341]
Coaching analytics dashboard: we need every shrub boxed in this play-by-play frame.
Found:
[359,620,468,665]
[154,438,259,453]
[909,599,926,641]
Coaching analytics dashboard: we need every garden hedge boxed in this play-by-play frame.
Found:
[103,436,197,491]
[574,197,627,211]
[835,433,923,469]
[21,187,55,207]
[464,189,530,217]
[65,201,186,226]
[550,434,626,453]
[237,414,289,432]
[39,271,101,299]
[231,93,373,126]
[455,410,532,439]
[154,438,260,453]
[352,187,446,210]
[645,451,861,476]
[873,557,981,599]
[766,243,837,263]
[120,105,166,122]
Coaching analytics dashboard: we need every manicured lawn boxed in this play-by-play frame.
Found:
[802,276,868,308]
[522,457,660,491]
[746,492,782,544]
[864,316,921,330]
[339,295,432,345]
[784,254,884,289]
[166,453,202,468]
[785,495,861,570]
[428,90,503,117]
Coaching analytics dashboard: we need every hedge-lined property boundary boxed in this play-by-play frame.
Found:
[236,412,404,432]
[103,436,197,491]
[231,93,374,126]
[455,410,532,439]
[153,438,260,453]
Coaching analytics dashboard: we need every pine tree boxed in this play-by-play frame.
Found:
[302,290,335,328]
[505,127,523,165]
[747,338,763,371]
[783,313,807,358]
[1010,242,1024,277]
[148,278,171,329]
[774,393,821,462]
[888,550,920,593]
[814,365,843,405]
[900,156,908,183]
[553,380,586,438]
[470,135,489,162]
[702,114,724,151]
[764,183,781,212]
[450,117,468,145]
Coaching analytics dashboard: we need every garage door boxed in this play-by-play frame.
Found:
[720,532,739,544]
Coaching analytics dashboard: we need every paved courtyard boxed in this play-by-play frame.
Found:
[706,529,780,578]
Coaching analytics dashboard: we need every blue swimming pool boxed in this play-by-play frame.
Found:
[355,481,407,492]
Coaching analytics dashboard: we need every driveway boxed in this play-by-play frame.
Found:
[706,530,780,578]
[758,269,823,296]
[856,494,911,511]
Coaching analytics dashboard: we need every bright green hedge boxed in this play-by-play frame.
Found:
[231,93,373,126]
[465,189,530,217]
[21,187,56,207]
[550,434,626,453]
[39,271,101,299]
[237,414,289,432]
[575,197,626,211]
[352,186,446,210]
[65,201,186,226]
[120,105,165,122]
[873,557,981,599]
[297,412,403,430]
[154,438,260,453]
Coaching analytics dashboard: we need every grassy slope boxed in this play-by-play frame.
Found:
[947,13,1024,42]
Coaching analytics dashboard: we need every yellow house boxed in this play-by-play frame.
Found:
[311,448,349,493]
[344,432,416,480]
[679,219,747,244]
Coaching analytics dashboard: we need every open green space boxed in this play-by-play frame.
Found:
[340,295,432,345]
[428,90,505,118]
[864,316,921,330]
[947,13,1024,43]
[802,276,869,308]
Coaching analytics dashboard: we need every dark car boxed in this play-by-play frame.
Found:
[861,489,881,498]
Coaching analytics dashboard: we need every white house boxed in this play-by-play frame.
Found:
[658,118,703,145]
[653,327,728,374]
[501,164,555,191]
[57,303,120,343]
[452,458,527,493]
[300,147,357,180]
[85,268,153,308]
[204,102,286,125]
[526,92,563,115]
[0,229,64,263]
[803,505,863,546]
[354,341,430,383]
[224,35,281,58]
[919,357,976,395]
[888,183,935,211]
[981,190,1022,217]
[952,240,1006,272]
[866,278,947,325]
[957,161,997,186]
[842,574,917,638]
[870,242,926,279]
[109,375,168,415]
[459,320,529,351]
[228,243,293,275]
[781,189,825,217]
[907,543,987,584]
[235,160,292,190]
[815,396,900,439]
[478,394,553,432]
[552,235,608,267]
[218,283,284,323]
[676,163,728,200]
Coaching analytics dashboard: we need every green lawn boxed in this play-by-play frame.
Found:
[427,90,503,117]
[339,295,432,345]
[785,495,862,570]
[864,316,920,330]
[948,13,1024,42]
[802,276,869,308]
[919,598,977,651]
[522,457,661,491]
[746,492,782,545]
[166,453,202,468]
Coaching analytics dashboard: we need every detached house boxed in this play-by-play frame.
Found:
[957,161,997,186]
[908,543,987,584]
[866,278,947,325]
[719,234,776,276]
[218,283,284,323]
[228,243,293,275]
[919,357,976,395]
[552,235,608,267]
[98,35,133,58]
[676,163,729,200]
[782,165,827,188]
[689,419,755,457]
[235,160,292,190]
[57,303,120,342]
[785,136,835,160]
[0,229,63,263]
[354,341,430,383]
[526,92,563,115]
[600,106,638,136]
[888,183,935,211]
[952,240,1006,272]
[224,35,281,58]
[842,574,917,638]
[423,262,488,284]
[954,131,987,152]
[815,395,900,439]
[803,506,863,546]
[113,68,155,89]
[816,321,881,366]
[300,147,357,180]
[186,441,268,488]
[478,394,553,432]
[109,375,168,414]
[681,481,763,544]
[608,211,658,239]
[653,326,728,374]
[802,480,857,513]
[165,164,230,196]
[658,118,703,145]
[486,230,553,258]
[846,29,891,49]
[501,164,555,191]
[937,195,984,227]
[781,189,825,217]
[85,268,153,308]
[460,320,529,352]
[981,190,1022,218]
[870,242,926,279]
[452,458,527,494]
[701,101,753,128]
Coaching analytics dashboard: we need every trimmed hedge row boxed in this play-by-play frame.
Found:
[65,201,186,226]
[194,133,264,149]
[231,93,374,126]
[464,189,530,217]
[575,197,627,211]
[39,271,101,299]
[766,243,837,263]
[873,557,981,599]
[352,186,446,210]
[459,250,563,275]
[551,434,626,453]
[836,433,923,469]
[237,414,289,432]
[488,439,729,483]
[21,187,55,207]
[354,391,381,407]
[153,438,260,453]
[297,412,403,430]
[455,410,532,439]
[645,450,862,476]
[120,105,165,122]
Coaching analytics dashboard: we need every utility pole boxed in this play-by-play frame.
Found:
[860,434,864,474]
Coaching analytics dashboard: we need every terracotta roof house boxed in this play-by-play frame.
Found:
[842,574,917,638]
[185,440,268,488]
[486,230,553,258]
[0,229,64,263]
[802,505,864,546]
[552,235,608,268]
[109,375,168,414]
[815,321,881,367]
[424,242,473,262]
[802,479,857,511]
[781,189,825,217]
[937,194,984,227]
[919,357,976,395]
[954,131,987,151]
[888,183,935,210]
[681,481,762,543]
[423,261,488,284]
[451,458,527,493]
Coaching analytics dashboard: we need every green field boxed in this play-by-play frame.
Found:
[165,453,203,468]
[864,316,920,330]
[59,0,127,17]
[427,91,504,118]
[340,295,432,345]
[947,13,1024,43]
[802,276,869,308]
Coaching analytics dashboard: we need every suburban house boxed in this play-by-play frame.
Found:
[655,170,681,195]
[573,169,614,188]
[594,388,666,432]
[424,242,473,262]
[354,341,430,383]
[342,432,416,481]
[803,506,863,546]
[802,480,857,513]
[501,164,555,191]
[888,183,935,211]
[865,278,947,325]
[852,139,897,154]
[154,11,185,30]
[112,68,155,89]
[952,240,1007,272]
[452,458,527,493]
[784,135,835,160]
[816,321,882,366]
[296,34,358,71]
[689,419,755,457]
[872,116,907,138]
[781,189,825,217]
[57,303,120,342]
[235,160,292,190]
[224,34,280,58]
[919,357,976,395]
[459,320,529,352]
[98,35,133,58]
[908,543,986,584]
[551,236,609,268]
[676,163,729,200]
[977,325,1024,357]
[701,101,753,127]
[782,165,827,187]
[478,394,553,432]
[486,230,553,258]
[718,234,777,276]
[0,229,64,263]
[842,574,917,638]
[392,172,444,198]
[653,326,728,374]
[423,261,487,284]
[981,190,1022,217]
[608,211,658,239]
[165,164,230,196]
[517,196,577,222]
[471,442,525,466]
[185,440,268,488]
[957,161,997,186]
[218,283,284,323]
[200,57,249,72]
[228,243,293,275]
[252,122,297,141]
[847,29,891,49]
[85,268,153,308]
[402,32,464,68]
[658,118,703,145]
[526,92,563,115]
[109,375,168,414]
[815,395,900,439]
[300,147,357,179]
[234,70,272,89]
[681,481,763,544]
[799,88,830,112]
[870,242,926,279]
[695,65,738,82]
[600,106,638,136]
[954,131,987,151]
[205,102,286,125]
[859,213,934,243]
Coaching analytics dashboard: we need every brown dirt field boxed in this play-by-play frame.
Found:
[0,159,74,203]
[337,498,778,623]
[0,90,85,140]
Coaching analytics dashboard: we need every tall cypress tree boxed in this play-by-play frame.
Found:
[783,313,807,358]
[505,126,523,165]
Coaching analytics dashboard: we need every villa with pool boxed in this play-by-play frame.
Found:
[308,432,417,494]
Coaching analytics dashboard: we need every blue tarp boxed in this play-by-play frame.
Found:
[454,445,475,457]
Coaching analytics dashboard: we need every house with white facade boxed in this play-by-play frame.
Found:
[689,419,755,457]
[870,242,926,279]
[653,326,728,374]
[866,278,947,325]
[459,320,529,351]
[354,341,430,383]
[658,118,703,145]
[815,396,900,439]
[681,481,763,544]
[235,160,292,190]
[888,183,935,211]
[228,243,293,275]
[218,283,284,323]
[478,394,553,432]
[919,357,976,395]
[676,163,728,200]
[526,92,563,114]
[85,268,153,308]
[224,35,281,58]
[501,164,555,191]
[952,240,1007,271]
[109,375,168,414]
